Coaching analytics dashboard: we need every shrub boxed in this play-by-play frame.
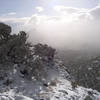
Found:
[0,22,11,40]
[34,43,56,61]
[0,23,56,80]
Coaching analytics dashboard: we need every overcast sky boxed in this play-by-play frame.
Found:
[0,0,100,50]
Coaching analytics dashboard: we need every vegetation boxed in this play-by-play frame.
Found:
[1,22,100,93]
[61,51,100,92]
[0,23,56,80]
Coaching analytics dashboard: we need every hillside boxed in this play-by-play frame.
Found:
[0,58,100,100]
[0,23,100,100]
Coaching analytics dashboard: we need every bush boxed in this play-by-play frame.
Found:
[0,23,56,80]
[34,43,56,61]
[0,22,11,40]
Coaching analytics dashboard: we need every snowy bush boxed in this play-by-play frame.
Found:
[34,43,56,61]
[0,23,56,80]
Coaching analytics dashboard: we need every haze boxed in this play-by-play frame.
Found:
[0,0,100,51]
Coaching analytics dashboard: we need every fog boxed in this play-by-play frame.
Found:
[23,5,100,51]
[26,20,100,51]
[2,5,100,52]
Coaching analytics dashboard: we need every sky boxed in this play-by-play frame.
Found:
[0,0,100,50]
[0,0,99,17]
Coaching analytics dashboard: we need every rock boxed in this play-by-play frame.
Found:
[50,80,57,86]
[88,91,94,96]
[40,99,44,100]
[43,83,48,87]
[55,96,59,99]
[59,90,68,95]
[0,96,13,100]
[84,96,92,100]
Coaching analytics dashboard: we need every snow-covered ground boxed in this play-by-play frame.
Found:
[0,61,100,100]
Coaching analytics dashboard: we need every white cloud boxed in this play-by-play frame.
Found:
[0,17,29,33]
[90,6,100,19]
[24,5,100,49]
[8,12,16,15]
[1,5,100,50]
[53,5,91,22]
[54,5,88,15]
[0,17,29,24]
[35,6,44,12]
[54,6,80,14]
[0,12,16,17]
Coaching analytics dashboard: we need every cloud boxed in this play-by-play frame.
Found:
[8,12,16,15]
[1,5,100,50]
[0,17,29,25]
[90,6,100,19]
[24,5,100,50]
[35,6,44,12]
[53,5,92,22]
[0,17,29,33]
[54,6,80,14]
[0,12,17,17]
[54,5,88,15]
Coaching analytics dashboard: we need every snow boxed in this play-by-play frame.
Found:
[0,94,33,100]
[0,61,100,100]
